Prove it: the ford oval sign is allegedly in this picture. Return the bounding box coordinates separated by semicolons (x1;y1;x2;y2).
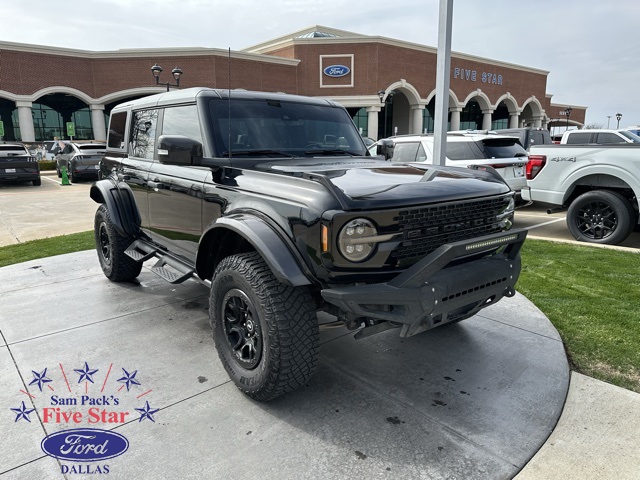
41;428;129;462
323;65;350;77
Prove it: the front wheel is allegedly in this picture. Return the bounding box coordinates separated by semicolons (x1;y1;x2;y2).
566;190;635;245
210;252;319;401
94;204;142;281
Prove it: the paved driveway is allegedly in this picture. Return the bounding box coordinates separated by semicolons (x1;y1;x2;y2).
1;251;569;479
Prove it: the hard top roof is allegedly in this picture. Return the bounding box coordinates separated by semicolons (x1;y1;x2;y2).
111;87;342;112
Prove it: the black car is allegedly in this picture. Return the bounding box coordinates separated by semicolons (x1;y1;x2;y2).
55;142;106;182
91;87;525;401
0;143;41;186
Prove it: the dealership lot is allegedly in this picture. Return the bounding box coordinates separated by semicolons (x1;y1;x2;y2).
1;172;639;249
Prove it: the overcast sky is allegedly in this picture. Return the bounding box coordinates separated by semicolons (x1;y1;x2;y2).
3;0;639;128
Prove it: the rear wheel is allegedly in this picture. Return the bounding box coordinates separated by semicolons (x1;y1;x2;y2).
94;204;142;281
567;190;635;245
210;252;319;401
32;177;41;186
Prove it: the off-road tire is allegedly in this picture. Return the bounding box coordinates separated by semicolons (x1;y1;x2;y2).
94;204;142;281
210;252;319;401
567;190;635;245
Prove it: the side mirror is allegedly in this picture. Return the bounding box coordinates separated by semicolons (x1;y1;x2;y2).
376;139;395;160
157;135;203;165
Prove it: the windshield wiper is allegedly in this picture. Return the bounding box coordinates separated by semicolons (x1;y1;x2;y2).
304;149;358;156
222;149;295;158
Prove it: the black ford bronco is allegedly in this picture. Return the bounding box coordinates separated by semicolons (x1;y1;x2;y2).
90;87;526;401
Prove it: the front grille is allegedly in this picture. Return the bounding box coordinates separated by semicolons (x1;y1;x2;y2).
390;196;507;266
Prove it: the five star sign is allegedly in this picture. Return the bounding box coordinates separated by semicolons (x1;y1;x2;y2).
74;362;99;383
11;401;35;422
135;401;159;422
117;368;141;391
29;368;52;392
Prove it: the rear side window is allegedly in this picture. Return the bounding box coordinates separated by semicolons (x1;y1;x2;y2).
595;133;626;144
565;132;591;144
390;142;422;162
130;110;159;159
108;112;127;149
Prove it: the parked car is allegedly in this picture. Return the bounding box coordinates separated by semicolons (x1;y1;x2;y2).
371;132;529;194
55;142;106;182
560;129;640;145
0;142;41;186
494;127;552;150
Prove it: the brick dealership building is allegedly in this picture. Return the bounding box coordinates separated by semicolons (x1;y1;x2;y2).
0;25;585;143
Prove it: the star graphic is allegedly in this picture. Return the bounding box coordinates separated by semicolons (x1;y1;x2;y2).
11;401;36;422
117;368;141;391
135;401;159;423
74;362;99;384
29;368;53;392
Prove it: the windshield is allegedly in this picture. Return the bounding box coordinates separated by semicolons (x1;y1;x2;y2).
620;131;640;143
208;98;367;158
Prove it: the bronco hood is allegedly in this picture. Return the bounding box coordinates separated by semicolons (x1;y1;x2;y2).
262;157;511;209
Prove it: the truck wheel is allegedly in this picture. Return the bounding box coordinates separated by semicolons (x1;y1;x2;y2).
567;190;635;245
210;252;319;401
94;204;142;281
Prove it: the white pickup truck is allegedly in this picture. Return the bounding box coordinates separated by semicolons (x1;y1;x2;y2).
522;144;640;244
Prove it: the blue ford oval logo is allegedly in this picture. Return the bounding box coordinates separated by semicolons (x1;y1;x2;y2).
41;428;129;462
323;65;350;77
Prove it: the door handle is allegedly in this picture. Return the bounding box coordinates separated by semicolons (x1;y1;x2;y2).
148;181;164;190
117;173;131;181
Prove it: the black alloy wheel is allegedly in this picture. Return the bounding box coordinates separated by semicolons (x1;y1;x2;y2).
94;204;142;281
567;190;635;245
210;251;319;401
221;289;263;369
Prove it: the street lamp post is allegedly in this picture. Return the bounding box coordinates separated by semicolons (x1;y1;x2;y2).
616;113;622;129
151;64;183;92
607;115;611;129
564;107;572;132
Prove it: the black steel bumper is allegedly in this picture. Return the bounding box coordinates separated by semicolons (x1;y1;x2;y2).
321;229;527;337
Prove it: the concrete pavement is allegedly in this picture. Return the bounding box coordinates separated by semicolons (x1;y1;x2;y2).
1;251;569;479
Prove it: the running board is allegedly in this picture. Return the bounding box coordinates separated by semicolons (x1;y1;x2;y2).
150;257;194;284
125;240;195;284
124;240;157;262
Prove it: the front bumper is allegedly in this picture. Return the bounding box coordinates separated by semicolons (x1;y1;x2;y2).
321;229;527;337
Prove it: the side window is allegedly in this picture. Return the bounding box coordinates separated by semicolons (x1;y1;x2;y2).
416;143;428;162
107;112;127;149
130;109;159;159
391;142;421;162
161;105;203;145
595;133;625;144
565;133;591;144
62;145;73;154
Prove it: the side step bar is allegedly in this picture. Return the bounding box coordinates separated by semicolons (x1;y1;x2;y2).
124;239;195;284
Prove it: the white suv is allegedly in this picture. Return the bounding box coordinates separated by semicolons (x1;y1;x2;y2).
371;132;529;193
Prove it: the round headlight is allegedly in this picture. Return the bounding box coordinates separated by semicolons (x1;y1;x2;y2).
338;218;377;262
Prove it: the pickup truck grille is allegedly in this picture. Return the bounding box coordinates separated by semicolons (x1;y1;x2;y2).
389;196;507;266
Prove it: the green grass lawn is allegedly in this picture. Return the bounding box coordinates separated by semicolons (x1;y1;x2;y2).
0;233;638;392
517;239;640;392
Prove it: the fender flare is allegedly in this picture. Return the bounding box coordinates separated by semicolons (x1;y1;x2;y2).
199;214;314;287
89;179;141;237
